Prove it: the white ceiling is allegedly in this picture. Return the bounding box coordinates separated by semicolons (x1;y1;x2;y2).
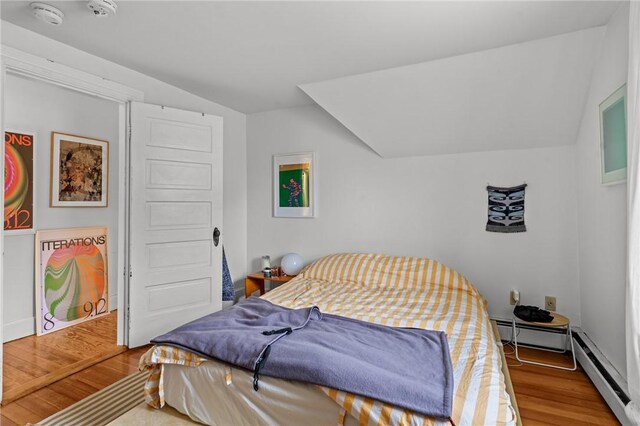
0;1;622;114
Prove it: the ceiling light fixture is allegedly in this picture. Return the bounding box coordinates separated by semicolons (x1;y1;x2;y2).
30;2;64;25
87;0;117;17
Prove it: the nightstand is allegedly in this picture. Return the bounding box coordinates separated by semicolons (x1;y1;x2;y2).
245;272;295;298
511;312;577;371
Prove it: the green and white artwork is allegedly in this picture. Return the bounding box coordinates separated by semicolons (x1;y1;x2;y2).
273;152;315;218
600;85;627;184
279;163;310;208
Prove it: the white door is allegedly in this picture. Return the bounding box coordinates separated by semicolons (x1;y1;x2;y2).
128;102;223;348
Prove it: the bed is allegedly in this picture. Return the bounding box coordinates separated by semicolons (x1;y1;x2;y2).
140;253;519;425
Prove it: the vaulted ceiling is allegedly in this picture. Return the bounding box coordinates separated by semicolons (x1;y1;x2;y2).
300;27;605;157
0;1;622;157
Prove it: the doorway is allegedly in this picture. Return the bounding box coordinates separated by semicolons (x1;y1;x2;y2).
2;72;123;403
0;46;223;404
0;46;144;403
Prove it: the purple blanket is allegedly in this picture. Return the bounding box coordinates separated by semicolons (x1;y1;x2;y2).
152;297;453;419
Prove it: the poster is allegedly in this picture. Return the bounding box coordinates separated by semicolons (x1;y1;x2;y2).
273;152;316;218
36;227;109;335
279;163;310;208
599;85;627;184
4;130;34;231
51;132;109;207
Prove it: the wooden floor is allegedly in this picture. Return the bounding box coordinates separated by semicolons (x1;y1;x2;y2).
0;345;149;425
0;340;620;425
505;344;619;425
2;311;126;404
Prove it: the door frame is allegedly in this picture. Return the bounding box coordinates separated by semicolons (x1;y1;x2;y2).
0;45;144;401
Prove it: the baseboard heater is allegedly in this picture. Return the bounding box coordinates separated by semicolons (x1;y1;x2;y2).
493;319;631;425
573;332;631;425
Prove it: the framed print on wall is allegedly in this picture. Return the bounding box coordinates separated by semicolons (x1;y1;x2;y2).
599;84;627;185
35;226;109;336
4;129;35;232
51;132;109;207
273;152;316;218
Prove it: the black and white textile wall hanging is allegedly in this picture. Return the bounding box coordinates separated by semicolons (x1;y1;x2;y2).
486;184;527;233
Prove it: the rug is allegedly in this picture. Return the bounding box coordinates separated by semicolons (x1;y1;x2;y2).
107;402;196;425
35;371;194;426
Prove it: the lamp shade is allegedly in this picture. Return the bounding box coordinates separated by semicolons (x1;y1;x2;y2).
281;253;304;276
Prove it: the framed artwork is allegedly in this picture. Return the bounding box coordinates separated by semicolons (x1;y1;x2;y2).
599;84;627;185
4;129;35;232
273;152;316;218
35;226;109;336
50;132;109;207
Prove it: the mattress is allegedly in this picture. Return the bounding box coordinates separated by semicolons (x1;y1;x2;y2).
141;253;517;425
161;359;359;425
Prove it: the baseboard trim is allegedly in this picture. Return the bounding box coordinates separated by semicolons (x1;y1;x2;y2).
110;294;118;311
234;287;244;303
3;317;35;342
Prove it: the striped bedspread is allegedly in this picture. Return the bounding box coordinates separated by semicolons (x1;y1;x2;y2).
141;253;517;425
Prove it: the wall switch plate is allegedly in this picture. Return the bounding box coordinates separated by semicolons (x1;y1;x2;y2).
510;290;520;305
545;296;556;311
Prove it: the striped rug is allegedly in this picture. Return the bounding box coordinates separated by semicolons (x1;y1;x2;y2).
36;371;149;426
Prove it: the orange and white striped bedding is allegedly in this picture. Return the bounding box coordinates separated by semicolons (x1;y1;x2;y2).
141;253;517;425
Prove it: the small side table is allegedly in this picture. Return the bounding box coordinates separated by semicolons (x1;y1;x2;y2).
245;272;295;298
511;312;577;371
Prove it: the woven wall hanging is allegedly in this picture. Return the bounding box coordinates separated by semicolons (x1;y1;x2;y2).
486;184;527;233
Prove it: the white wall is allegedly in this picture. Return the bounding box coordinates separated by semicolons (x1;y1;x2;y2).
575;3;629;377
247;104;580;322
3;73;119;341
1;22;248;297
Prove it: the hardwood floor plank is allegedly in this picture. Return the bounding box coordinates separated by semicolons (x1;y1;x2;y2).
516;393;618;424
76;363;129;389
0;345;152;425
7;338;79;364
510;370;607;401
14;395;60;420
3;343;73;371
0;414;20;426
512;383;611;409
47;376;102;400
2;351;50;377
29;386;77;411
2;345;127;404
2;311;124;405
0;401;42;425
506;344;620;425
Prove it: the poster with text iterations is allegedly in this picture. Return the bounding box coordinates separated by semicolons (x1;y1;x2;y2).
4;130;34;231
36;227;109;336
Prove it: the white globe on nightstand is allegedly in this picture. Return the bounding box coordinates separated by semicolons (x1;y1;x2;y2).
281;253;304;276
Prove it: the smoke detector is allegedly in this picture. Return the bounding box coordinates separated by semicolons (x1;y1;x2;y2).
30;3;64;25
87;0;117;17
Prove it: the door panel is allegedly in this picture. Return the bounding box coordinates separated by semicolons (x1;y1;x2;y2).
128;102;222;348
146;159;212;190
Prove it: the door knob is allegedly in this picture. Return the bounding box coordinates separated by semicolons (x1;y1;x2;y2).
213;227;221;247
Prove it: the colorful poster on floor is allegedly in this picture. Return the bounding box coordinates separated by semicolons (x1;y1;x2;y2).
4;130;34;231
36;226;109;336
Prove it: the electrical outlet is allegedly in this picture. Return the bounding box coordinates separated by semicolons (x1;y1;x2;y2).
545;296;556;311
510;290;520;305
